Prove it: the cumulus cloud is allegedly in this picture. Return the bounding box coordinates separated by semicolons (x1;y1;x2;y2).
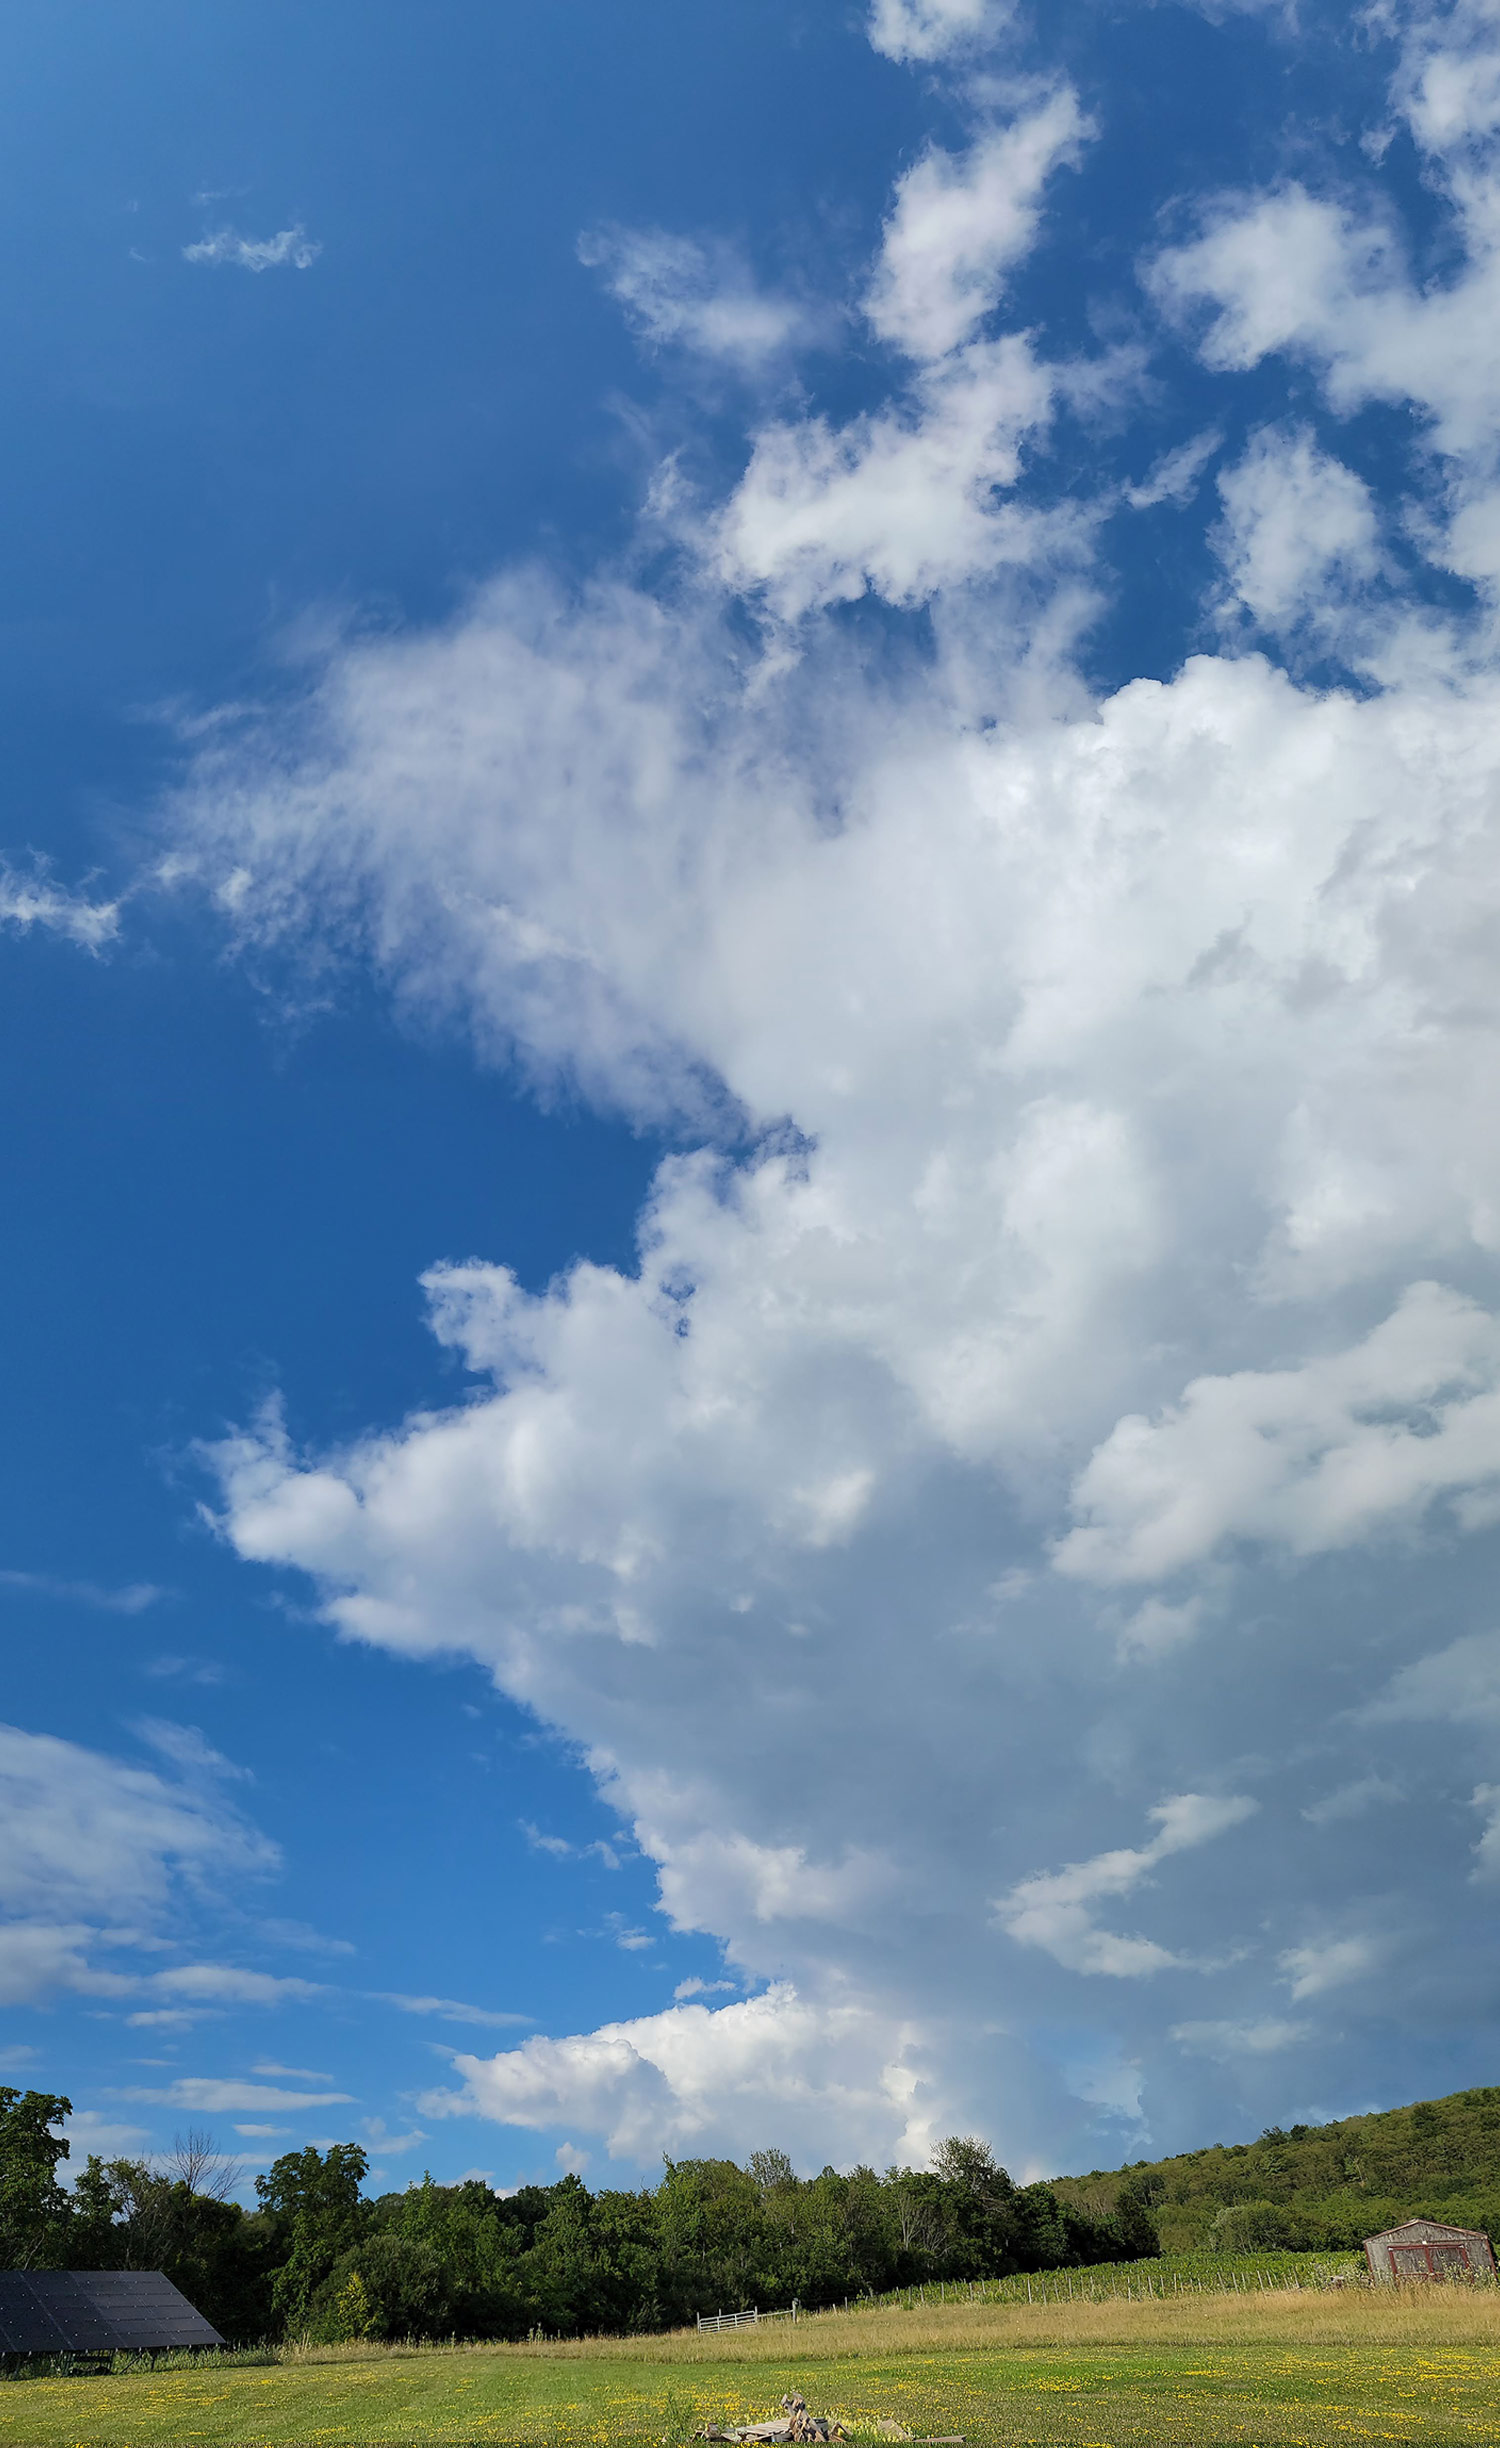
1212;425;1381;635
867;0;1002;63
709;92;1103;618
165;0;1500;2170
422;1984;940;2168
865;92;1088;362
715;333;1071;615
1056;1287;1500;1587
183;225;320;272
1148;4;1500;594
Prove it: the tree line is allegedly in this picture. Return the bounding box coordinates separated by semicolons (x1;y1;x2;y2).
0;2087;1159;2344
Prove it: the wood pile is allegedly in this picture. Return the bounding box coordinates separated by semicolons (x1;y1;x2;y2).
695;2395;963;2445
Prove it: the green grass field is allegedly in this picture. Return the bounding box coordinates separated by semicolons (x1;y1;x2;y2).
5;2283;1500;2448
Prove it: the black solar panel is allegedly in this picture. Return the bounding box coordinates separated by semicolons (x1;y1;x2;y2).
0;2270;224;2354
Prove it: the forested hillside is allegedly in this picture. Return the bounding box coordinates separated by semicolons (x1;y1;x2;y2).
1051;2085;1500;2252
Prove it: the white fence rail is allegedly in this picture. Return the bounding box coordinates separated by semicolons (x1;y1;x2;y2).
697;2303;800;2333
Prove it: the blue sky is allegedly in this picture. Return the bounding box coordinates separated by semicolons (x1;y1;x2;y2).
8;0;1500;2196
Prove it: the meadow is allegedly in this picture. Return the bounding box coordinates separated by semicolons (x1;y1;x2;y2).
6;2277;1500;2448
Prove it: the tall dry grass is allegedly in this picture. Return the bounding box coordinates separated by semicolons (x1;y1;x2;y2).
271;2283;1500;2368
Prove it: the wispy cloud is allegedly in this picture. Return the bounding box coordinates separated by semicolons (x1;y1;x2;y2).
1279;1936;1383;2000
256;1918;355;1958
1302;1775;1404;1827
1171;2017;1311;2059
121;2078;353;2111
0;1570;161;1614
183;225;320;273
0;863;119;951
578;227;817;371
521;1821;621;1871
375;1992;530;2028
143;1656;226;1685
361;2117;428;2154
132;1721;251;1783
995;1795;1258;1977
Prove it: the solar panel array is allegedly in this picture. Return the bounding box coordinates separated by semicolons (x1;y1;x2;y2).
0;2269;224;2354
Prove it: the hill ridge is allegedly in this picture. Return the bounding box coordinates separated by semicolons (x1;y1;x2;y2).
1049;2082;1500;2252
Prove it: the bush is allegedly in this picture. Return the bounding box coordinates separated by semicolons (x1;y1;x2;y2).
1209;2201;1303;2253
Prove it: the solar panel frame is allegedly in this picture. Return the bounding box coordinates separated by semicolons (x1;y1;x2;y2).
0;2270;224;2355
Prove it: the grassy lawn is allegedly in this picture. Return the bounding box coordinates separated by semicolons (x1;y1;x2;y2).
6;2289;1500;2447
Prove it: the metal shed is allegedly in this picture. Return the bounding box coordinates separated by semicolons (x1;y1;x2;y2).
1363;2218;1497;2283
0;2269;224;2356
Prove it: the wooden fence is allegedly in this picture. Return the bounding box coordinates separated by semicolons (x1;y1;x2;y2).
697;2304;801;2333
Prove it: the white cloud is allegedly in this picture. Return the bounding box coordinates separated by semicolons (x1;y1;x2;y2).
0;1569;160;1612
865;93;1088;363
867;0;1001;63
1302;1775;1404;1826
715;334;1070;615
134;1719;252;1782
124;2079;354;2112
0;1924;113;2008
0;1723;288;2009
146;1964;325;2006
579;228;816;370
1147;7;1500;594
1213;425;1380;633
362;2117;427;2154
183;225;320;273
0;862;119;950
1364;1627;1500;1727
1471;1783;1500;1877
1171;2018;1310;2059
164;0;1500;2172
1057;1286;1500;1587
0;1722;276;1933
181;585;1500;2161
1124;428;1222;510
61;2109;151;2164
522;1823;621;1870
375;1992;530;2027
702;92;1103;616
422;1983;940;2168
994;1795;1257;1977
1279;1935;1382;2000
256;1917;356;1956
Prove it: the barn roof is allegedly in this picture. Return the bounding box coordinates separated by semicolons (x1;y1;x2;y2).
1365;2218;1491;2244
0;2270;224;2355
